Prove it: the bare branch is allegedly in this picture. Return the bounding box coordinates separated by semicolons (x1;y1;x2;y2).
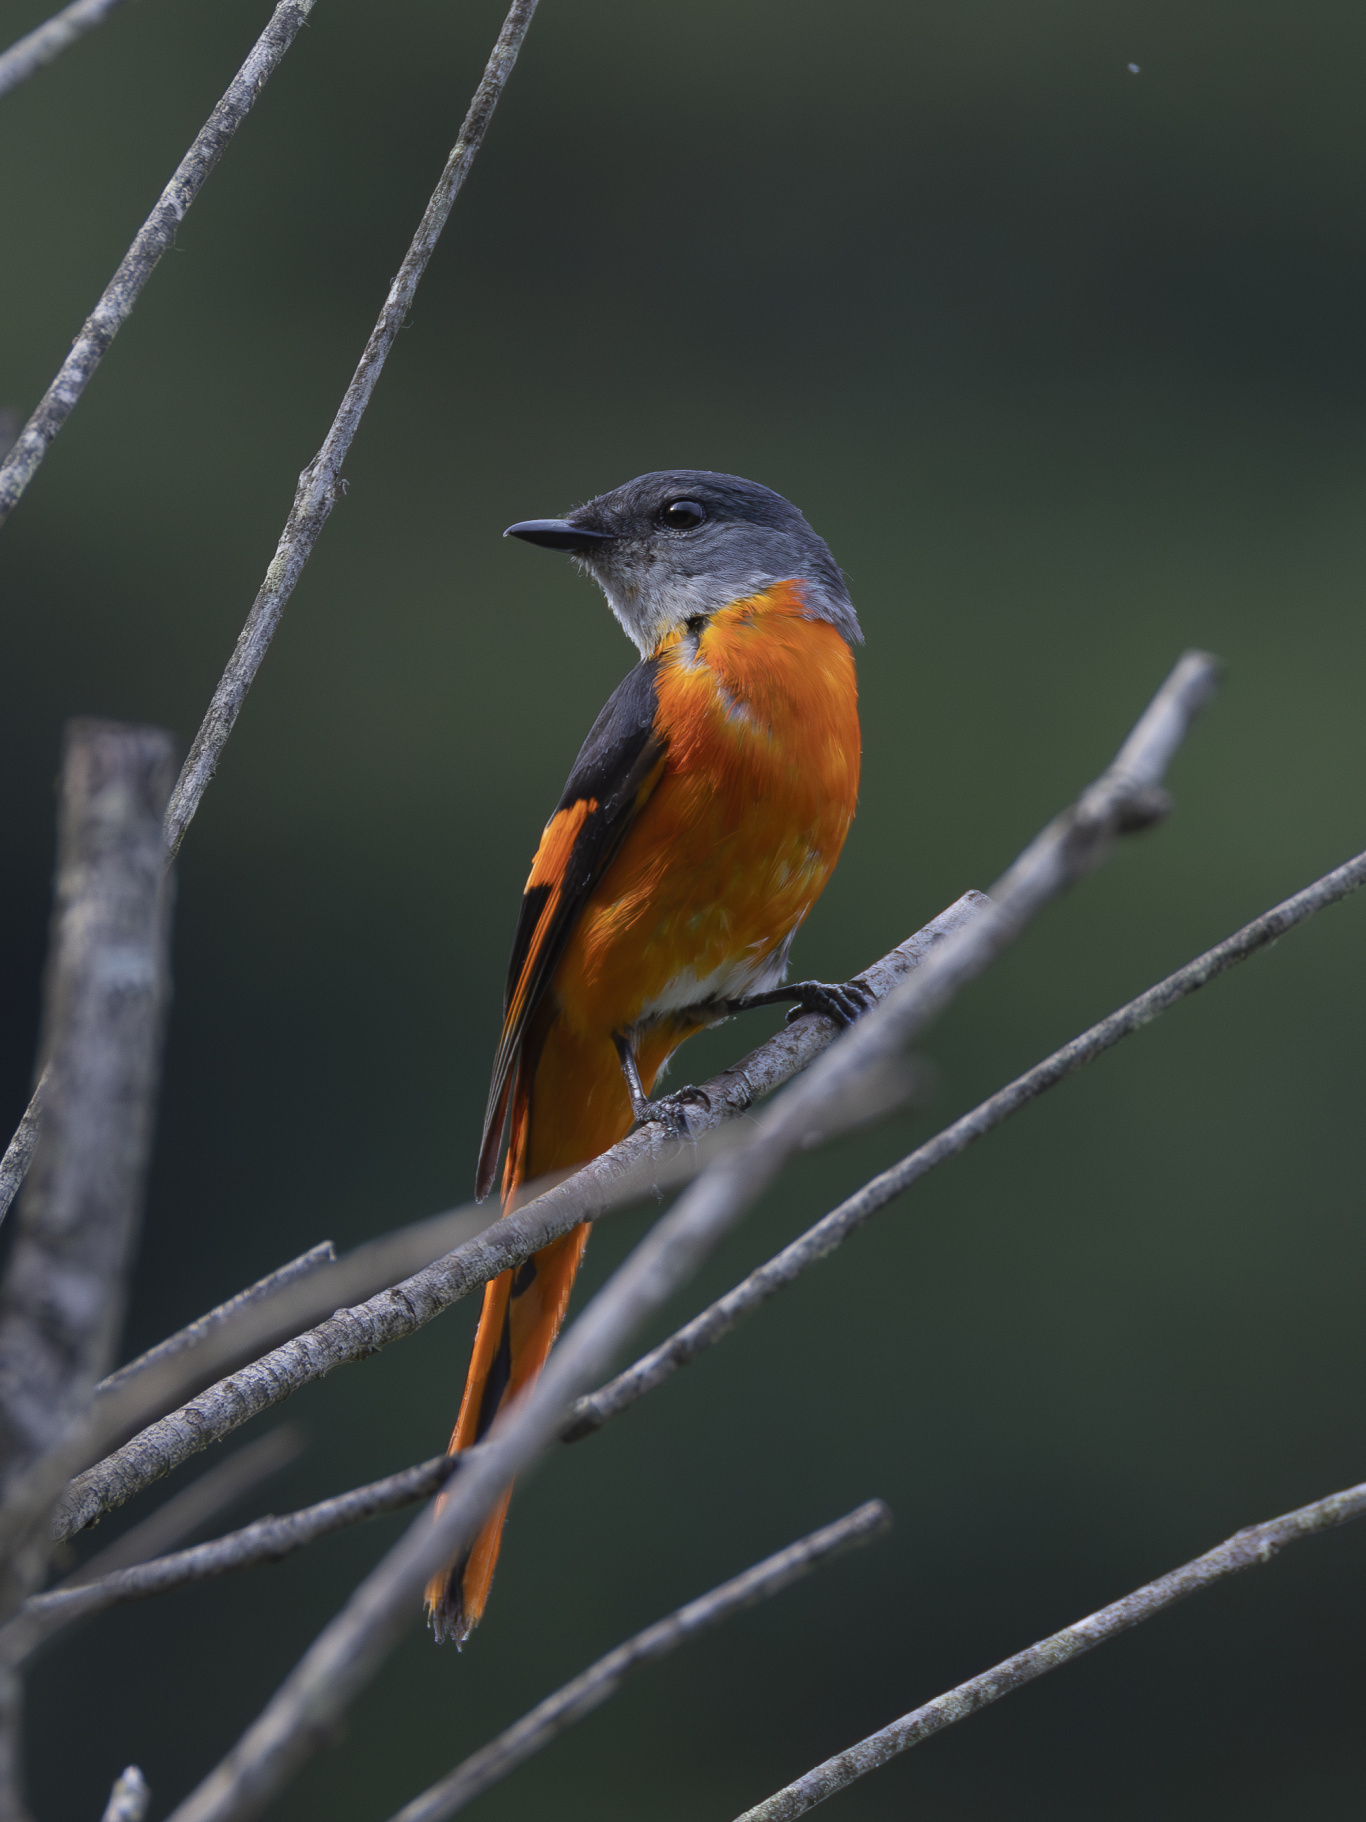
99;1765;149;1822
97;1243;335;1403
0;1072;45;1236
162;0;541;858
160;653;1214;1822
730;1478;1366;1820
60;1426;304;1590
0;1;318;528
42;787;1342;1723
5;1453;464;1664
569;842;1366;1439
387;1502;893;1822
0;724;173;1821
0;0;140;100
55;895;982;1543
0;724;175;1613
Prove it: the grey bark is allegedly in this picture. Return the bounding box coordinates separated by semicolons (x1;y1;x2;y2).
0;723;174;1818
0;723;174;1553
732;1478;1366;1820
0;1075;45;1238
387;1503;892;1822
59;1427;304;1589
0;2;318;528
161;652;1214;1822
568;841;1366;1439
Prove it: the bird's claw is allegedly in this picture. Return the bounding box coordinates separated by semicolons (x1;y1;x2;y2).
632;1084;711;1140
782;979;874;1029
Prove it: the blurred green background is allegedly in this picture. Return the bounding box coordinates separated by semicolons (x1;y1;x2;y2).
2;0;1365;1815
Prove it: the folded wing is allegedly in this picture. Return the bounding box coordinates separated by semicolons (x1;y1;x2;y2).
475;657;668;1199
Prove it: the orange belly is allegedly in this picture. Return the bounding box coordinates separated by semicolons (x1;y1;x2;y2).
519;582;860;1183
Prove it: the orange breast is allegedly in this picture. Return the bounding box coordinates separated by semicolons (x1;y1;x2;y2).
551;582;861;1045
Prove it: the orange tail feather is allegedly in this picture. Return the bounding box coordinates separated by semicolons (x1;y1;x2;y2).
425;1015;659;1643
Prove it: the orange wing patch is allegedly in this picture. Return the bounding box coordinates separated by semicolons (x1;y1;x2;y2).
503;798;597;1033
527;799;598;890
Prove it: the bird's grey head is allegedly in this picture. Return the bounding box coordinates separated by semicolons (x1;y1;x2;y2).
504;470;861;658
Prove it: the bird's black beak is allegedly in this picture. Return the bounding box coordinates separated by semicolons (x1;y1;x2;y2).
504;518;615;552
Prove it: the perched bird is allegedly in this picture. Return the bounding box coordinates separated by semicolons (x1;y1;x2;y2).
426;469;865;1644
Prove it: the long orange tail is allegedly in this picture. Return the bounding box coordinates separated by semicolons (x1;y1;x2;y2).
425;1013;669;1644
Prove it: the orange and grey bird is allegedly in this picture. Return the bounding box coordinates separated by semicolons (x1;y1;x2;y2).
425;469;866;1644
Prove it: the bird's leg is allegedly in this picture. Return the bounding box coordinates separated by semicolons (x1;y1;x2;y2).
613;1034;711;1138
721;978;874;1029
613;1035;653;1123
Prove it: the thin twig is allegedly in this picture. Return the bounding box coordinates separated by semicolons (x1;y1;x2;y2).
387;1502;893;1822
54;895;981;1543
60;1426;304;1589
0;0;140;100
568;843;1366;1439
162;654;1214;1822
0;1;318;528
0;0;542;1227
4;1454;464;1664
97;1243;336;1402
731;1478;1366;1820
162;0;541;858
0;1072;45;1237
99;1765;149;1822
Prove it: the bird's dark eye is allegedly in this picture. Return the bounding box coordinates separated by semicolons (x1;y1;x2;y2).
661;499;706;530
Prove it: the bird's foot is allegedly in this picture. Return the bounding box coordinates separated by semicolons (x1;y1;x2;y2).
614;1032;712;1137
631;1083;712;1141
724;978;874;1030
783;978;875;1027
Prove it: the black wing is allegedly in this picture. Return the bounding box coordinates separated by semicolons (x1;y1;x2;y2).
475;657;667;1198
